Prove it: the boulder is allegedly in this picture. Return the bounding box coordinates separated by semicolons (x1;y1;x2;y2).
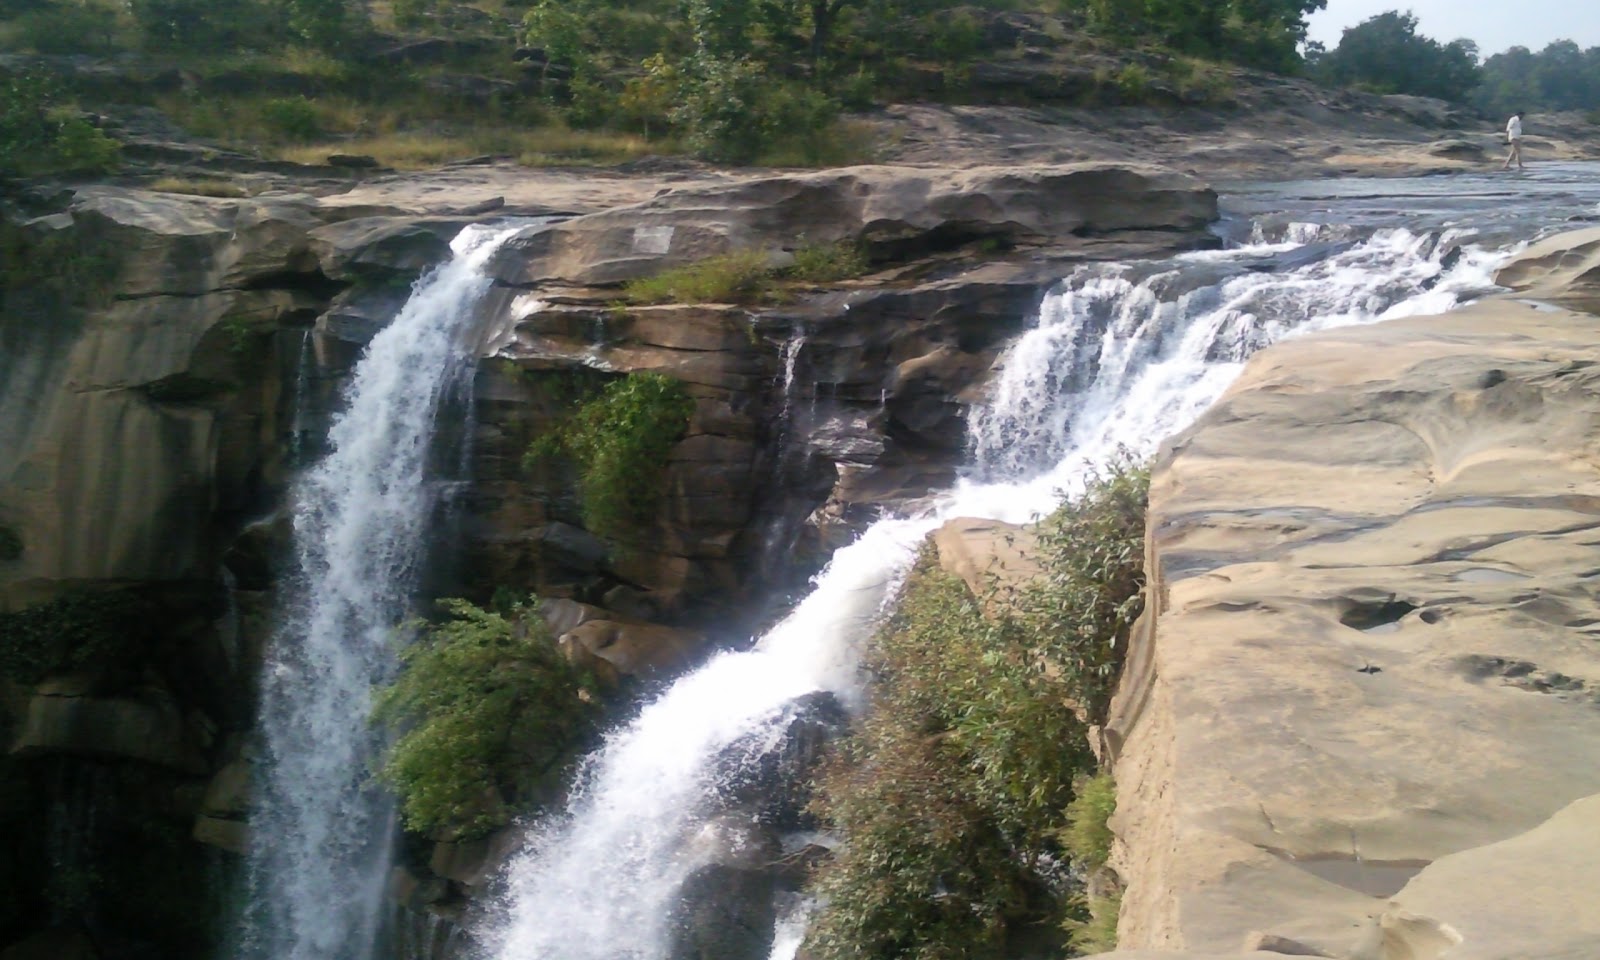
1106;288;1600;956
668;863;777;960
1493;225;1600;312
711;691;847;829
557;620;712;680
489;163;1217;286
931;517;1042;616
306;216;460;281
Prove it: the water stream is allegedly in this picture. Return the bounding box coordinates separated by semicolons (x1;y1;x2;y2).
241;223;522;960
483;164;1600;959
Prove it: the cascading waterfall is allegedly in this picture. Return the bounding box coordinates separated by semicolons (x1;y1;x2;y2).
241;223;521;960
487;221;1512;960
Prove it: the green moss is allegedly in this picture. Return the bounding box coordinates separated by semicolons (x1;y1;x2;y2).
0;591;152;684
784;242;870;284
524;371;695;542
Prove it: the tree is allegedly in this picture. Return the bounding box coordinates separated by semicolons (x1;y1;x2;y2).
1316;10;1480;101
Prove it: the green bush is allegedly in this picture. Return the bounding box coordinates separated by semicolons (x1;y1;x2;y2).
258;95;321;141
373;597;597;837
624;250;773;305
0;70;120;177
525;372;696;542
1016;452;1149;723
805;457;1150;960
785;242;870;284
10;1;125;54
1061;771;1116;868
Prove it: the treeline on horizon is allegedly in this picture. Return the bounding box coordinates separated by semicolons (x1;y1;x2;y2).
1310;10;1600;116
2;0;1595;174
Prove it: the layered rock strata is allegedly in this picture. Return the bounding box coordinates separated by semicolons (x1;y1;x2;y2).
1101;235;1600;960
0;161;1215;956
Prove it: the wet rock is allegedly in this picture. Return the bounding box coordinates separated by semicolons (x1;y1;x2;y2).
668;864;777;960
10;684;208;774
557;620;711;680
712;691;847;829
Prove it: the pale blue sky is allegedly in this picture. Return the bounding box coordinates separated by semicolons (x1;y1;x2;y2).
1307;1;1600;56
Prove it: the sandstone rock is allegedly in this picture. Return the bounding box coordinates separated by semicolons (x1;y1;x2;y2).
1382;793;1600;960
932;517;1042;615
192;815;249;855
10;687;208;774
1493;225;1600;312
430;826;523;888
489;163;1217;286
557;620;712;680
306;216;460;280
538;597;612;637
1106;290;1600;955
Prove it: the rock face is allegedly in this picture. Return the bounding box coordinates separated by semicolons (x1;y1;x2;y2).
0;160;1215;957
1103;275;1600;959
489;163;1217;286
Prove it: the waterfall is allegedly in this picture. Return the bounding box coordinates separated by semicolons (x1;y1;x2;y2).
241;223;521;960
486;223;1509;960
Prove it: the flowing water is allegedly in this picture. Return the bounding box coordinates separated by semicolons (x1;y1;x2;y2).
241;223;522;960
485;165;1600;960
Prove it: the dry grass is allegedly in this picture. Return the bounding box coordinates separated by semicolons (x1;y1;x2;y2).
146;177;252;197
275;127;664;170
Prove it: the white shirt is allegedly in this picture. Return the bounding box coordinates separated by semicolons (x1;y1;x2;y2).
1507;116;1523;140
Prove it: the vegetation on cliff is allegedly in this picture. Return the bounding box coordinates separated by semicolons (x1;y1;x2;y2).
373;597;597;838
524;371;695;543
0;70;119;176
804;457;1148;960
0;590;153;684
0;0;1330;169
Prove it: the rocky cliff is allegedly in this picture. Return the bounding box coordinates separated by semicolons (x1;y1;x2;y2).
1097;229;1600;960
0;161;1216;957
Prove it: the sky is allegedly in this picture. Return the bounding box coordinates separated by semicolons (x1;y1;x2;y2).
1306;1;1600;56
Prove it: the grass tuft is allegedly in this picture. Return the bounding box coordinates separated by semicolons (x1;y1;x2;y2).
625;250;774;305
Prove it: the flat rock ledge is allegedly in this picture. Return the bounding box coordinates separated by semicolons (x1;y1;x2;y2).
1095;234;1600;960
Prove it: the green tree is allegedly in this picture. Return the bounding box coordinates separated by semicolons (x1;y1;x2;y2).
373;598;597;837
1316;10;1480;101
0;70;119;177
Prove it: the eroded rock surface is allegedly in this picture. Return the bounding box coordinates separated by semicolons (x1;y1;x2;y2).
1103;271;1600;959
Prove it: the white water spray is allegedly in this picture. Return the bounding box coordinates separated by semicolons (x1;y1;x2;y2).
488;224;1510;960
243;223;520;960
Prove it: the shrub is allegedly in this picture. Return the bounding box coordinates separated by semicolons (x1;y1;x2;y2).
624;250;773;305
1066;891;1120;954
785;242;869;284
525;372;695;542
807;552;1092;960
1016;452;1149;723
0;70;120;177
373;597;597;837
805;457;1150;960
258;95;321;141
1061;771;1116;868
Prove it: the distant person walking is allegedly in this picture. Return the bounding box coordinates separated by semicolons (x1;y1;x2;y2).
1503;111;1526;171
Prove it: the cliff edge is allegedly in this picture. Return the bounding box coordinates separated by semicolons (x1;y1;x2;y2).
1101;229;1600;959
